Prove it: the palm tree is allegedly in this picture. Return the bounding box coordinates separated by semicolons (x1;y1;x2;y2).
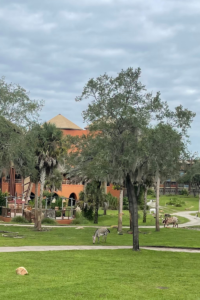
34;122;64;230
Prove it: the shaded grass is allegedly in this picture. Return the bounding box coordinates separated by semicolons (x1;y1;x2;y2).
93;209;188;227
0;225;200;248
0;250;200;300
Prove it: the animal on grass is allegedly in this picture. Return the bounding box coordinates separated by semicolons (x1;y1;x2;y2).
162;217;178;228
93;227;110;244
16;267;28;275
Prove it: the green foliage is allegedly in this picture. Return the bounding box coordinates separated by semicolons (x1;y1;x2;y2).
12;216;29;223
0;190;8;206
105;192;118;210
44;169;63;192
180;189;189;196
123;197;129;210
28;199;35;207
51;197;67;209
72;211;89;224
166;197;185;207
79;191;85;201
43;191;52;198
41;218;57;225
82;205;94;221
0;76;43;126
147;189;154;196
55;211;61;217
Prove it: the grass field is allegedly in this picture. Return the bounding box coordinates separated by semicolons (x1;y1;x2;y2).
158;195;199;212
0;250;200;300
1;225;200;248
92;209;188;227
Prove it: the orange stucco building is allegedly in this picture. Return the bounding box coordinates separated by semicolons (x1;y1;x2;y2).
0;114;120;202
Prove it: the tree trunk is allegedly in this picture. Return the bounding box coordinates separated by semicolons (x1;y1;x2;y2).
94;196;99;224
143;186;147;223
37;169;46;231
126;174;139;251
34;181;39;228
104;204;107;215
156;170;160;232
118;189;123;232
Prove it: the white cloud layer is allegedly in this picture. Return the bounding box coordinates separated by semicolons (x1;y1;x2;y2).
0;0;200;152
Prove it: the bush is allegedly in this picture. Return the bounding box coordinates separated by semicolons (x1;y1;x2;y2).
79;191;85;201
41;218;57;225
106;193;118;210
0;189;9;206
147;189;154;195
55;211;61;217
82;205;94;221
166;197;185;207
12;216;29;223
72;212;89;224
123;197;129;210
180;189;189;196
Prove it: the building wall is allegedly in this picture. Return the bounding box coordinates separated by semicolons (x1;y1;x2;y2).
1;179;9;193
56;184;84;200
107;185;120;198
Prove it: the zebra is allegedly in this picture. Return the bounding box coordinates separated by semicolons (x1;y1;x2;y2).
92;227;110;244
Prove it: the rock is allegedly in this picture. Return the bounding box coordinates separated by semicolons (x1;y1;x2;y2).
16;267;28;275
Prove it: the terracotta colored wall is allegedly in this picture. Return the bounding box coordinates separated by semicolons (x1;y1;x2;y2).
107;184;120;199
15;183;23;196
1;179;9;193
61;129;89;137
56;184;84;200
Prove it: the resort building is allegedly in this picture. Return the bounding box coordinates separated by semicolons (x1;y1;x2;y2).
0;114;120;203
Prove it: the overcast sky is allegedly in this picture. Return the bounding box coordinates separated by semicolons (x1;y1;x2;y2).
0;0;199;152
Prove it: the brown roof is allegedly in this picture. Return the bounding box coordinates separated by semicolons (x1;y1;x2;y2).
47;114;82;130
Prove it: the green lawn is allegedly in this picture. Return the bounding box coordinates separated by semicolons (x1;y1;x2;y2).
0;250;200;300
158;195;199;212
92;209;188;227
1;225;200;248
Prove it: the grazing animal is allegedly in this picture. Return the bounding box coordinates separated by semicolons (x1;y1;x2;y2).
164;213;171;218
93;227;110;244
162;217;178;228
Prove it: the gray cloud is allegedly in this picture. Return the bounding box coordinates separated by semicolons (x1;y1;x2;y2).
0;0;199;152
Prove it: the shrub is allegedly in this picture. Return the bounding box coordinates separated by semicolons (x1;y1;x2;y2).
166;197;185;207
180;189;189;196
28;199;35;207
12;216;29;223
72;212;89;224
42;218;57;225
123;197;129;210
106;193;118;210
82;205;94;221
0;189;9;206
79;191;85;201
147;189;154;195
55;211;61;217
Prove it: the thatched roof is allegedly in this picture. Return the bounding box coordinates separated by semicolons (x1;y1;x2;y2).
47;114;82;130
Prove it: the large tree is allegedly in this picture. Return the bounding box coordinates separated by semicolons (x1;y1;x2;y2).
147;124;188;231
0;78;43;178
67;67;195;251
0;77;43;126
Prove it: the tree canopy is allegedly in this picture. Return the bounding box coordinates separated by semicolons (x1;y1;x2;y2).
66;67;195;250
